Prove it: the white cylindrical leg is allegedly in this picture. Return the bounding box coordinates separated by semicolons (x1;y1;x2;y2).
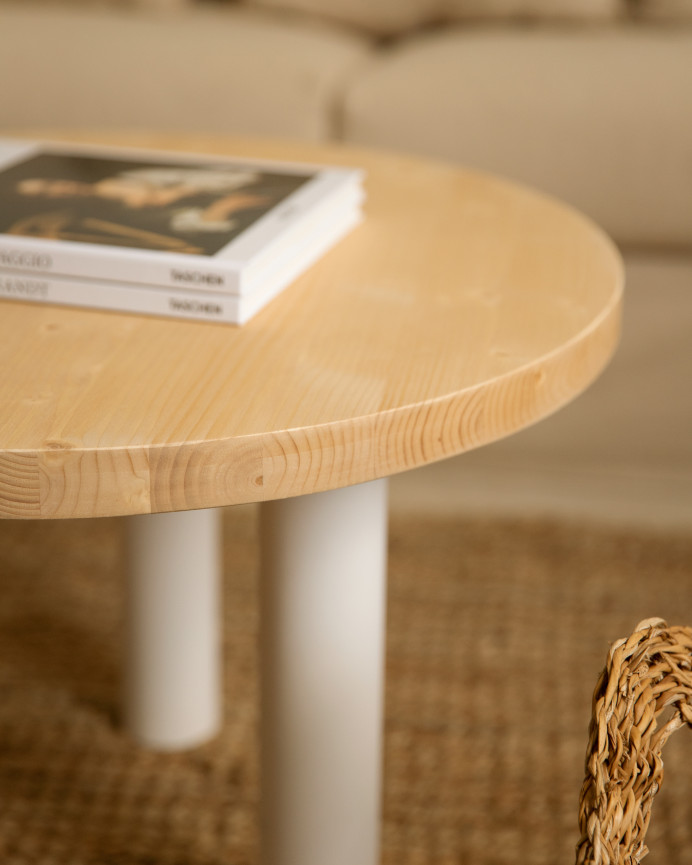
260;479;388;865
124;507;222;750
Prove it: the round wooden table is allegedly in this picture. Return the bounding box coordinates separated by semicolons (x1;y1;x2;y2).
0;134;623;865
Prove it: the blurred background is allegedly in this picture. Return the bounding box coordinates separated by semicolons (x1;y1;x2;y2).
1;0;690;526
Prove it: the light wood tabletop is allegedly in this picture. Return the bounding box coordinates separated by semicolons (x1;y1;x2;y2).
0;133;624;520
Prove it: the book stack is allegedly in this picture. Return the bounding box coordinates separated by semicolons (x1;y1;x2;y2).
0;138;364;324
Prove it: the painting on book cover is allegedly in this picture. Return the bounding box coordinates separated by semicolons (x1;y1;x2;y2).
0;151;314;256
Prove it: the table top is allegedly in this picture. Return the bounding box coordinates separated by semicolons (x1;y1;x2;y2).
0;133;623;520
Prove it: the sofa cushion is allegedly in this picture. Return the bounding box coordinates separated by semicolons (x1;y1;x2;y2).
247;0;621;36
633;0;692;19
246;0;438;36
0;3;370;140
342;28;692;248
448;0;623;21
0;0;185;5
135;0;188;7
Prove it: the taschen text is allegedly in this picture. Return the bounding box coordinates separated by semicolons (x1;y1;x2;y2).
171;269;225;287
169;298;223;316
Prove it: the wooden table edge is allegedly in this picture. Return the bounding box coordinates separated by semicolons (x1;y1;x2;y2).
1;279;623;520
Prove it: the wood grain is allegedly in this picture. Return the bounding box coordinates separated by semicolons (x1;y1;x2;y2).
0;133;624;519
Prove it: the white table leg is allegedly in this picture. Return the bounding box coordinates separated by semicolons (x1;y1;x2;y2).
260;479;388;865
124;507;222;750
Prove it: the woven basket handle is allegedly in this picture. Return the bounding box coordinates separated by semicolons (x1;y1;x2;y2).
576;618;692;865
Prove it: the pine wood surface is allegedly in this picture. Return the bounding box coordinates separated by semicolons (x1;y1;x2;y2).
0;133;624;519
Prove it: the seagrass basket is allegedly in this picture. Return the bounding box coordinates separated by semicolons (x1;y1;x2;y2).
576;618;692;865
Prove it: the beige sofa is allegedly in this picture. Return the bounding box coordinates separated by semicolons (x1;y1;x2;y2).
1;0;691;525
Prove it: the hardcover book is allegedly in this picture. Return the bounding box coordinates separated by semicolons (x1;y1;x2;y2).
0;203;360;325
0;138;364;322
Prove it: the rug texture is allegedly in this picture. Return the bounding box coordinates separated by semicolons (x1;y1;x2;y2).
1;509;691;865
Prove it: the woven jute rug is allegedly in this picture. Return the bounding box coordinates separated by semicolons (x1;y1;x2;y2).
1;508;692;865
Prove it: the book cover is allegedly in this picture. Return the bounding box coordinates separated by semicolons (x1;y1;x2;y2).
0;139;364;295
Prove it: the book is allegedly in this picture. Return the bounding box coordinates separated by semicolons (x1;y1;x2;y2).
0;204;361;325
0;138;364;319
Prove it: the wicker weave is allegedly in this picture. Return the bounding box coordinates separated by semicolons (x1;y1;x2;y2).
576;618;692;865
